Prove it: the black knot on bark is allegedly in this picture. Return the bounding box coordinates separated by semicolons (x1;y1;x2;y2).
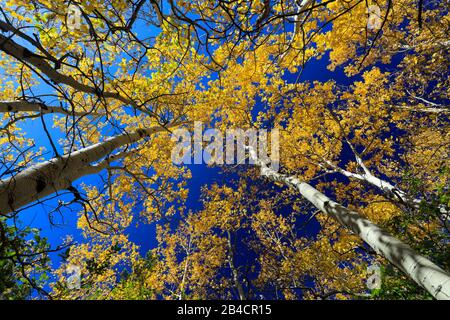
93;87;102;97
35;175;47;193
137;129;147;138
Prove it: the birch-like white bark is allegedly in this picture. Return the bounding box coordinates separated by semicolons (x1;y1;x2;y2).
394;105;449;114
397;40;450;51
0;33;141;110
226;231;246;300
248;147;450;300
0;123;180;215
318;120;435;211
396;93;450;113
323;156;449;218
323;160;421;209
280;0;314;59
0;101;99;117
178;234;192;300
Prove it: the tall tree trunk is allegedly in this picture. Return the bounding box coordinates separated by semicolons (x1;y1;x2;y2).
0;123;180;215
280;0;314;59
324;159;449;216
0;31;153;116
0;33;127;104
226;231;246;300
325;160;421;208
248;148;450;300
0;101;99;117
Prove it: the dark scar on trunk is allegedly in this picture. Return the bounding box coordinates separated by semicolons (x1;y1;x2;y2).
36;175;47;193
137;129;147;138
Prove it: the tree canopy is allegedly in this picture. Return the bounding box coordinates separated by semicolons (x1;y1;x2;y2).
0;0;448;300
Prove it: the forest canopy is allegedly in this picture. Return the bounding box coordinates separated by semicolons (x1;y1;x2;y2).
0;0;449;300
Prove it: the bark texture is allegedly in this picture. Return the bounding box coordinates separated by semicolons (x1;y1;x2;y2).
248;147;450;300
0;123;178;215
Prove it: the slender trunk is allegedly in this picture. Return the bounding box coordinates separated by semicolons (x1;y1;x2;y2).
361;172;422;207
178;235;192;300
248;148;450;300
0;123;180;215
0;33;142;111
0;101;98;117
398;40;450;51
280;0;314;59
324;109;432;210
395;105;449;114
326;161;449;216
226;231;246;300
327;161;421;208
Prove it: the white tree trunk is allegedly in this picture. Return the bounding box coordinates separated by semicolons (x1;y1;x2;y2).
280;0;314;59
0;101;98;117
324;160;449;217
395;105;449;114
248;148;450;300
0;33;143;112
325;161;421;208
226;231;246;300
0;123;179;215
